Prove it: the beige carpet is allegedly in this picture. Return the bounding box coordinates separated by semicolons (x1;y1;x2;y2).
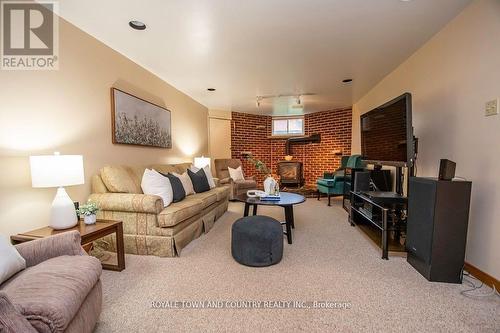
95;198;500;332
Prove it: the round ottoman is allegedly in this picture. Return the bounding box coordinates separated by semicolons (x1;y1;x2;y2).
231;215;283;267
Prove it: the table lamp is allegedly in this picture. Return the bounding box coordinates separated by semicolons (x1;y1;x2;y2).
194;156;211;169
30;153;84;230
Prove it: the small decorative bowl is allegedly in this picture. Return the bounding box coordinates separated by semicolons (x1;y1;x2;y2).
284;155;293;161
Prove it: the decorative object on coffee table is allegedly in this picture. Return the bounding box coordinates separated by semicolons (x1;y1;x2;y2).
78;201;99;225
231;215;283;267
11;219;125;271
29;153;85;230
245;153;271;175
235;192;305;244
246;153;278;194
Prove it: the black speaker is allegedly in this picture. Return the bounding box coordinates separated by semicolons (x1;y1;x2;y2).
438;159;456;181
406;177;471;283
354;171;370;192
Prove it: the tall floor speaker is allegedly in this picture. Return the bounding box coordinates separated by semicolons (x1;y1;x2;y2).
406;177;472;283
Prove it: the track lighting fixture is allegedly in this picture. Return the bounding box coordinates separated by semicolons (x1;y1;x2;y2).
255;93;314;108
256;97;262;108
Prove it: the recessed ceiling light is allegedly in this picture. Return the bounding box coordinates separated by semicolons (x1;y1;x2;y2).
342;79;353;83
207;88;216;92
129;21;146;30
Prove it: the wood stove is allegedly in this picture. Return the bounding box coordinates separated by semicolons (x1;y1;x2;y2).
278;161;303;187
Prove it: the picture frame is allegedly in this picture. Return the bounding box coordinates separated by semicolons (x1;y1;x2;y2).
110;88;172;148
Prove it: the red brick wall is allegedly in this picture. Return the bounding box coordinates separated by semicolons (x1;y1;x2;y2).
231;108;352;186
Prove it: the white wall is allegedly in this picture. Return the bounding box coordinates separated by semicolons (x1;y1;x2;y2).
352;0;500;279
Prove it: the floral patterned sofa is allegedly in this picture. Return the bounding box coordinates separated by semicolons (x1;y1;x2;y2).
88;163;229;257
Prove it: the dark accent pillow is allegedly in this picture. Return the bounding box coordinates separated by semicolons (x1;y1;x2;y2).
187;168;210;193
159;172;186;203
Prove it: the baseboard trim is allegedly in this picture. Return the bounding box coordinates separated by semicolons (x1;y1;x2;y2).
464;262;500;291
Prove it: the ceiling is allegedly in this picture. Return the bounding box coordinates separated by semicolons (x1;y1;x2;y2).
57;0;471;115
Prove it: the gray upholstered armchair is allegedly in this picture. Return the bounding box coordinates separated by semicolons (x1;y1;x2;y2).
214;159;257;200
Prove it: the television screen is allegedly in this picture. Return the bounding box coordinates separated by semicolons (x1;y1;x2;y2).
360;93;413;166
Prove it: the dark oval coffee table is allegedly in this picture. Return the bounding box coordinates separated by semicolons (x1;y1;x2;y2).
235;192;306;244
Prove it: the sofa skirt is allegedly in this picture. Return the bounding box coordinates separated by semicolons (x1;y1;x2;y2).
95;199;229;257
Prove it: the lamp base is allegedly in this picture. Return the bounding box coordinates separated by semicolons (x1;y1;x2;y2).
50;187;78;230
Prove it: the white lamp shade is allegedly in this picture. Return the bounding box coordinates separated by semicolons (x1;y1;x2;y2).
194;156;211;169
30;155;84;188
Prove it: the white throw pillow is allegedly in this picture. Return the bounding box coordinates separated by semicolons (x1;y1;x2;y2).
141;169;173;207
190;165;216;189
172;172;195;195
0;235;26;284
228;166;245;181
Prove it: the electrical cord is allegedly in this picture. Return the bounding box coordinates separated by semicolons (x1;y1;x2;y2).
460;269;500;298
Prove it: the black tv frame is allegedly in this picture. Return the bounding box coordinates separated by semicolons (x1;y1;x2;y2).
361;92;414;168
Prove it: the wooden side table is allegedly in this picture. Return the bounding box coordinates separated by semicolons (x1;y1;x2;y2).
11;219;125;272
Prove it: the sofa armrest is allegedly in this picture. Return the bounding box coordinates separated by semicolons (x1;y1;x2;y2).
245;176;255;181
14;231;84;268
213;177;220;187
88;193;163;214
0;292;37;332
220;177;231;185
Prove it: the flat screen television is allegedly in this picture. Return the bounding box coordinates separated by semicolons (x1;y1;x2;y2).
360;93;414;167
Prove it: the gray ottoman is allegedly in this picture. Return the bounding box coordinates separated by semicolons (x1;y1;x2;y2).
231;215;283;267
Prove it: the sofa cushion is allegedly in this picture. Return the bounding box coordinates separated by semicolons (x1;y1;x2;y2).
0;236;26;285
149;163;191;175
173;163;191;174
172;172;195;196
214;159;242;182
0;292;37;333
2;255;101;333
160;173;186;203
190;165;216;189
100;165;144;193
187;168;210;193
234;179;257;190
149;164;177;175
191;191;218;209
141;169;173;207
212;186;230;201
157;196;203;227
91;175;109;194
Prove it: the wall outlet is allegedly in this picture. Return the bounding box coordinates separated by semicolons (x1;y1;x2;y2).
485;99;499;116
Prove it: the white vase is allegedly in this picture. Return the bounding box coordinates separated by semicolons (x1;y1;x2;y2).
263;176;277;195
84;214;97;225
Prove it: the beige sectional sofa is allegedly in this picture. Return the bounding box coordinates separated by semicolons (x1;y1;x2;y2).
88;163;229;257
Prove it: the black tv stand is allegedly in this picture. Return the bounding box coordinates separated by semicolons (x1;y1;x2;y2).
349;191;408;259
362;191;407;204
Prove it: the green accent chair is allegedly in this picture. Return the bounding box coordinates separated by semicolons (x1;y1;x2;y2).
323;156;350;179
316;155;364;206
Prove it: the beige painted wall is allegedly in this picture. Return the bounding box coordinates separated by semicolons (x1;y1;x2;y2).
352;0;500;279
0;18;208;237
208;109;232;170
